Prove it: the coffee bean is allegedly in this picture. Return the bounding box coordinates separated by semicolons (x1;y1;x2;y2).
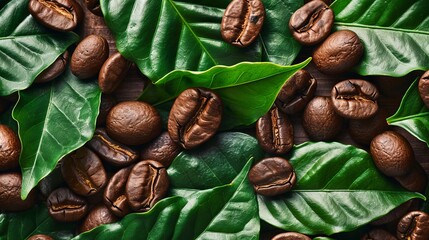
275;69;317;115
418;70;429;108
28;234;54;240
0;172;36;212
98;52;131;94
289;0;334;46
104;166;132;217
370;131;414;177
84;0;102;16
256;106;293;155
331;79;379;120
371;200;414;226
61;147;107;196
397;211;429;240
38;163;65;199
35;51;69;83
28;0;83;32
361;229;397;240
0;124;21;171
313;30;364;75
97;95;116;126
302;96;343;141
349;110;388;145
271;232;311;240
106;101;162;146
71;35;109;79
248;157;296;197
79;204;118;233
221;0;265;47
87;128;139;167
168;88;223;149
47;187;88;222
396;163;427;193
126;160;169;212
140;132;181;167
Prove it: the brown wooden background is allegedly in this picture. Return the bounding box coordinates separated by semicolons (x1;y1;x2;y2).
78;6;429;178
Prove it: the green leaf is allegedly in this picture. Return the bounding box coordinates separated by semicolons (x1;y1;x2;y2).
387;78;429;146
0;204;76;240
12;68;101;199
139;59;310;129
73;159;259;240
331;0;429;77
258;142;425;235
100;0;302;81
0;0;79;96
168;132;264;190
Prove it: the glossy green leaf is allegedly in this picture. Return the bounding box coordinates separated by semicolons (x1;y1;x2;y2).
387;78;429;146
100;0;302;81
12;68;101;199
0;204;76;240
73;159;259;240
331;0;429;77
259;142;425;235
0;0;79;96
140;59;310;129
168;132;264;189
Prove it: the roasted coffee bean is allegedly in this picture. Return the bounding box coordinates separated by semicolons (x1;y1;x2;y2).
28;0;83;32
313;30;364;75
61;147;107;196
140;132;181;167
371;200;414;226
98;52;132;94
361;229;397;240
221;0;265;48
87;128;139;167
0;172;36;211
256;106;293;154
289;0;333;46
28;234;54;240
349;110;388;145
84;0;101;16
396;163;427;193
418;70;429;108
126;160;169;212
275;69;317;115
370;131;414;177
0;124;21;171
168;88;223;149
47;187;88;222
106;101;162;146
35;51;69;83
71;35;109;79
397;211;429;240
248;157;296;197
97;95;116;126
302;96;343;141
331;79;379;120
79;204;118;233
104;166;132;217
271;232;311;240
38;163;65;199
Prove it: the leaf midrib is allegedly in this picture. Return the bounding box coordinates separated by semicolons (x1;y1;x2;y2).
166;0;217;66
0;33;58;41
387;111;429;123
291;190;419;194
334;22;429;35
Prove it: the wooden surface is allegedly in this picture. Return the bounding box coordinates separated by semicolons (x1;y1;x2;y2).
78;6;429;177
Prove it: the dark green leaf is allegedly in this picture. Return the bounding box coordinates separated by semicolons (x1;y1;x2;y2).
12;68;101;199
100;0;302;81
331;0;429;77
139;60;310;129
387;78;429;147
0;0;79;96
0;204;76;240
168;132;264;189
258;142;425;235
73;159;259;240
